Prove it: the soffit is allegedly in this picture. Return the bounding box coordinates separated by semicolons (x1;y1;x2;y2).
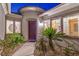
39;4;79;17
6;13;22;21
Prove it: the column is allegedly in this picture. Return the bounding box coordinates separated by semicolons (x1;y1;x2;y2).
60;17;64;32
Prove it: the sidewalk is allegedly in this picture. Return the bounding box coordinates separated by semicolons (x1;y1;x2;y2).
12;42;35;56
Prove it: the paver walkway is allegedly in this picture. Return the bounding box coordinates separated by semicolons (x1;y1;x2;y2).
12;42;35;56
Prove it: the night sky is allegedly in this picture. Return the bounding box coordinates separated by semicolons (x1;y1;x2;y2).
11;3;60;14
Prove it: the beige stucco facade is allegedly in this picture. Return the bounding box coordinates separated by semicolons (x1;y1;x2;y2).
0;3;12;40
20;7;44;41
0;3;79;40
0;4;5;40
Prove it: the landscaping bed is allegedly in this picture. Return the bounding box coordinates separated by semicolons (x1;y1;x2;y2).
34;38;79;56
0;33;25;56
34;27;79;56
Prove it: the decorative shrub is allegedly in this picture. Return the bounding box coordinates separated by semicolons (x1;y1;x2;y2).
0;33;25;56
6;33;25;45
42;27;64;51
34;27;65;56
34;38;46;56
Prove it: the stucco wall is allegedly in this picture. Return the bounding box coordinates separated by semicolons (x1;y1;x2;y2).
37;19;44;39
22;16;28;41
0;4;5;40
22;12;39;41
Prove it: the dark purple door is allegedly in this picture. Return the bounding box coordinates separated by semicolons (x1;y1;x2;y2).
28;21;37;42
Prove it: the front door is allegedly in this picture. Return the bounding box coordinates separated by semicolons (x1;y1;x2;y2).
28;21;37;42
69;19;78;36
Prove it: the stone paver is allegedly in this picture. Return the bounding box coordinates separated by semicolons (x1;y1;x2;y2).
12;42;35;56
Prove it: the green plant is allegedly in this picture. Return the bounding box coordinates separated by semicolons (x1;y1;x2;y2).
63;43;79;56
6;33;25;45
0;39;16;56
42;27;64;51
64;46;74;56
34;38;46;56
0;33;25;56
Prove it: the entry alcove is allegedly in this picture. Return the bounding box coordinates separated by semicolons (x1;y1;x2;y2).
20;7;45;42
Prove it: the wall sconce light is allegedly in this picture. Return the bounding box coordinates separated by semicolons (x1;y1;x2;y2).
38;21;43;27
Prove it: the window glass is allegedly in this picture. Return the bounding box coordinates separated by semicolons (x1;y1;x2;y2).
6;20;13;33
74;23;78;32
15;21;21;33
52;20;57;29
6;20;21;34
43;20;50;29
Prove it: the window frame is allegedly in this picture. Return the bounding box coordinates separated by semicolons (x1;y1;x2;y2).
6;19;22;34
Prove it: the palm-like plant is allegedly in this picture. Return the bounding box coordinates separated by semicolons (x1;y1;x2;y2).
34;37;46;56
42;27;65;51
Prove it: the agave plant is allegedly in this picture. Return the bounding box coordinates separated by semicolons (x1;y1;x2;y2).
42;27;65;52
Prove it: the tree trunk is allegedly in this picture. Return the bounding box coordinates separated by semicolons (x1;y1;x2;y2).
48;39;57;55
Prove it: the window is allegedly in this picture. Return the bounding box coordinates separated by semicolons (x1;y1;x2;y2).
74;23;78;32
43;20;50;29
52;20;57;29
6;20;13;33
15;21;21;33
6;20;21;34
